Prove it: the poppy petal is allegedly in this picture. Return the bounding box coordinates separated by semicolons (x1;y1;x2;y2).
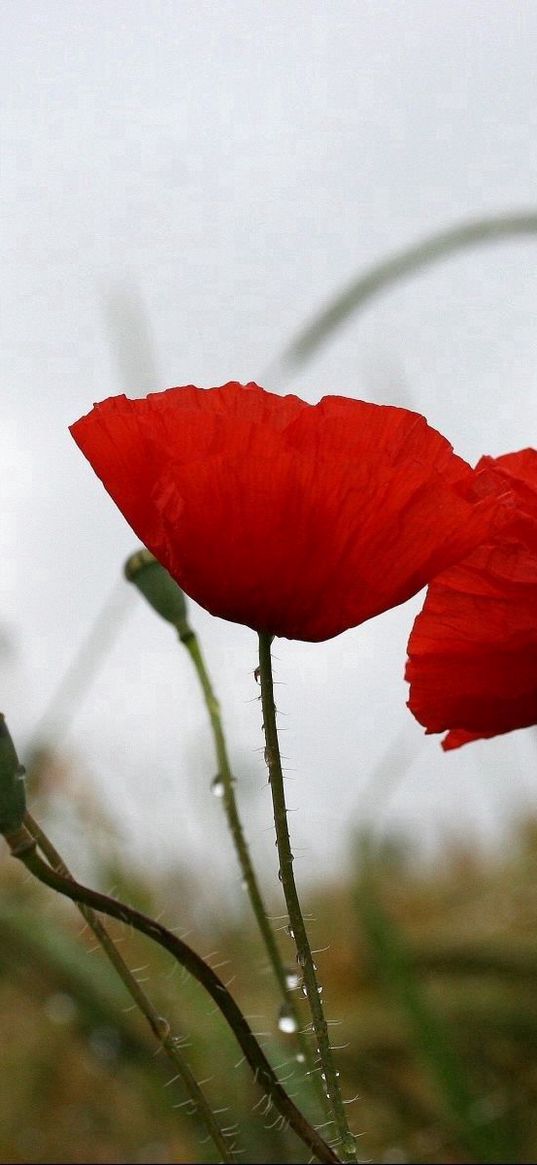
406;449;537;747
71;382;507;643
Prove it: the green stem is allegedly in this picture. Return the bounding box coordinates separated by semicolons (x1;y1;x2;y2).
24;812;237;1165
180;627;322;1097
257;633;358;1163
5;824;341;1165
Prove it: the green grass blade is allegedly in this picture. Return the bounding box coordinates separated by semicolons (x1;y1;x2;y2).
356;879;516;1163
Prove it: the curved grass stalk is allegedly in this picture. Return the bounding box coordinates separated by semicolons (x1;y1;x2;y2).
24;811;237;1165
271;210;537;375
5;823;341;1165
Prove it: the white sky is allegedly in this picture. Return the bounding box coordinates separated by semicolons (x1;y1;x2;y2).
2;1;537;900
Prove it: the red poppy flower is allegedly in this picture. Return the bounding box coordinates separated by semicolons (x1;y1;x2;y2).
406;449;537;749
71;382;506;643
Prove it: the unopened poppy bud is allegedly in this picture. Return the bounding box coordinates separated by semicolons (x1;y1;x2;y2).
124;548;191;636
0;714;26;835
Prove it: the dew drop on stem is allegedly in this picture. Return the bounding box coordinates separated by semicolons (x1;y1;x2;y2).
277;1003;298;1034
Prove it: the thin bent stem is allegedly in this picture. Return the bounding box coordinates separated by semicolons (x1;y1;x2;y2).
27;580;130;753
23;812;237;1165
257;633;358;1163
273;210;537;374
179;626;322;1099
5;824;341;1165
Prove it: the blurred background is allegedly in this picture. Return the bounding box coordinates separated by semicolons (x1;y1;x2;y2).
2;2;537;1161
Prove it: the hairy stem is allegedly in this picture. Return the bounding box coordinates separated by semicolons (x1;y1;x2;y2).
5;825;341;1165
257;633;357;1163
24;812;237;1165
179;627;322;1098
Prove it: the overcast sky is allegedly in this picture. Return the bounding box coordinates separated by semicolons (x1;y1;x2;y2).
2;1;537;902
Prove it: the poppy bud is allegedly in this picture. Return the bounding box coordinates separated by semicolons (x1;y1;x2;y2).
124;548;191;637
0;714;26;835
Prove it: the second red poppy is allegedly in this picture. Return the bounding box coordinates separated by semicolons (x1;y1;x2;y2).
406;449;537;748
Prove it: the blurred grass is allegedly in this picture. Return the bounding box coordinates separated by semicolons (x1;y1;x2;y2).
273;210;537;377
2;796;537;1163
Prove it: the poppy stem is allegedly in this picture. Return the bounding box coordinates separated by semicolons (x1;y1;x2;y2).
4;824;342;1165
22;811;237;1165
257;632;358;1164
178;625;324;1104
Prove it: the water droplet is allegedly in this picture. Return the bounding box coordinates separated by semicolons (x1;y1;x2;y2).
296;1052;306;1063
284;968;301;990
301;984;308;997
44;992;77;1025
317;985;323;995
296;951;307;967
278;869;284;881
285;924;295;939
155;1016;171;1039
211;775;225;798
277;1004;298;1034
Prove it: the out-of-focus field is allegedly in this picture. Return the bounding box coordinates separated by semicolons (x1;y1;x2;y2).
2;753;537;1164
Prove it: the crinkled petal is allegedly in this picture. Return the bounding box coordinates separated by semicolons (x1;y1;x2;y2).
71;382;508;642
406;449;537;746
